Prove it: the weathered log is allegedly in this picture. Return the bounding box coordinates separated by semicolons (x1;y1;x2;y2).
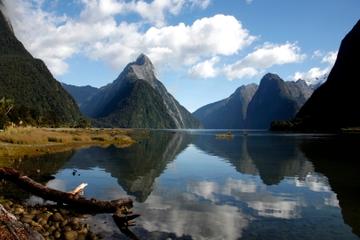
69;182;88;195
0;204;44;240
0;167;132;213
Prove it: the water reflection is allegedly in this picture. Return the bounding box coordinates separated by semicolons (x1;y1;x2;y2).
0;151;74;200
300;135;360;237
194;134;313;185
1;131;359;239
48;131;191;202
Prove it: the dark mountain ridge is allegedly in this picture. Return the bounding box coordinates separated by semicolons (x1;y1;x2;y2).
62;83;99;107
193;84;258;129
293;20;360;131
194;73;314;129
246;73;314;129
0;6;82;127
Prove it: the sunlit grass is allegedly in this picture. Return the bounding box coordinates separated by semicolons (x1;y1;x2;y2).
0;127;136;159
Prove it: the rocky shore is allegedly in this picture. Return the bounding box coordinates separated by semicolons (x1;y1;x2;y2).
0;197;102;240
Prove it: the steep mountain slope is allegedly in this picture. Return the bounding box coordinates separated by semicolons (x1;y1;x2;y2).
247;73;313;129
0;6;82;127
293;20;360;130
81;54;200;128
193;84;258;129
62;83;99;107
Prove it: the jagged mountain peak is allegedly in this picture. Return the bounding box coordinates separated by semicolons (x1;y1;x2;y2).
130;53;155;78
80;54;199;129
135;53;153;66
115;54;157;87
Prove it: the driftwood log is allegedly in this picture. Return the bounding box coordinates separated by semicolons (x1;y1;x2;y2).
0;167;132;212
0;167;140;239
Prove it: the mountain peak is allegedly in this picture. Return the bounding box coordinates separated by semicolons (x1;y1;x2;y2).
135;53;152;66
122;54;157;85
262;73;282;82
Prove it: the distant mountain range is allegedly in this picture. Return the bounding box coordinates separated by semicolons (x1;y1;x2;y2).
4;0;354;132
194;84;258;129
61;83;99;107
77;54;200;129
272;20;360;131
0;6;82;127
194;73;315;129
246;74;314;129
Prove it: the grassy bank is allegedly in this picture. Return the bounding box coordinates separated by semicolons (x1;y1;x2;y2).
0;127;137;159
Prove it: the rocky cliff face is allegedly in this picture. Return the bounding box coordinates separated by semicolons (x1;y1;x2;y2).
81;54;200;128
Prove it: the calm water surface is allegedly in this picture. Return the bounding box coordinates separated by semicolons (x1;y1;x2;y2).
2;130;360;240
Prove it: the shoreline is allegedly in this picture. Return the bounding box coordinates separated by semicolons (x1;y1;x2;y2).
0;127;139;160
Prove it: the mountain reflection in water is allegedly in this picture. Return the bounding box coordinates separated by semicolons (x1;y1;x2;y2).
1;130;360;240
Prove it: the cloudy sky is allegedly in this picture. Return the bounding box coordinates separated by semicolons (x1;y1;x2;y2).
1;0;359;111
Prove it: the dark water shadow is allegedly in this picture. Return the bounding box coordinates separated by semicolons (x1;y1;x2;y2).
300;135;360;237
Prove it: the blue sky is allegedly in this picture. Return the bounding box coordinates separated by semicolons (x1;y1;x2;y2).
2;0;360;111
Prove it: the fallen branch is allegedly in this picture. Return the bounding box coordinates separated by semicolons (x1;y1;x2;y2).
69;182;88;195
0;167;132;213
0;167;141;239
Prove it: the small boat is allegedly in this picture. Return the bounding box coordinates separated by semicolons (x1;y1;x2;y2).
215;131;234;139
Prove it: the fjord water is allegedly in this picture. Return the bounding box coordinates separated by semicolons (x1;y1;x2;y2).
3;130;360;240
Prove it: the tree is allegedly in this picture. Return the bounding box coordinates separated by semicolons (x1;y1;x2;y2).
0;97;14;129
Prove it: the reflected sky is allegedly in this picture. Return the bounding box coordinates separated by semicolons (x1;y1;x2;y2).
2;130;359;239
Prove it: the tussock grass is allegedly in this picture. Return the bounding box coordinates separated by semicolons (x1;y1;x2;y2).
0;127;135;159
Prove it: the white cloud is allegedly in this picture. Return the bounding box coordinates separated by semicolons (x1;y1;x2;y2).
144;14;255;63
312;50;337;65
2;0;253;77
295;173;331;192
245;0;254;4
248;200;300;219
127;0;187;27
223;66;258;80
321;51;337;65
79;0;198;26
189;56;219;78
293;67;329;84
189;0;211;9
292;50;337;84
312;49;323;58
223;42;305;80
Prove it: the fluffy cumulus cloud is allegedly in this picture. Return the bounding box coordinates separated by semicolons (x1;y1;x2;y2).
2;0;308;81
321;51;338;65
223;42;305;80
292;50;338;84
189;56;219;78
80;0;211;25
2;0;260;77
188;42;305;80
